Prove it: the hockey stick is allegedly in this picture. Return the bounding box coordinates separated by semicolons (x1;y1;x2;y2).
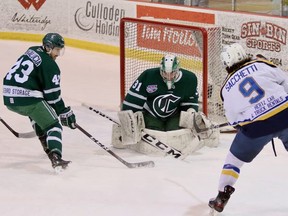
82;104;185;159
193;116;230;133
75;123;155;168
0;117;36;138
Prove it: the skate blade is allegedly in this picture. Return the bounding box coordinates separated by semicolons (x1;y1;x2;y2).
54;166;64;174
54;165;69;174
209;207;218;216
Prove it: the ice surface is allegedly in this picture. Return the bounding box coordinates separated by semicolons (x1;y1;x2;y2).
1;40;288;216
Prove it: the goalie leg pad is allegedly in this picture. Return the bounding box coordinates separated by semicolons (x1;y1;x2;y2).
117;110;144;145
111;124;126;149
128;129;203;157
134;111;145;130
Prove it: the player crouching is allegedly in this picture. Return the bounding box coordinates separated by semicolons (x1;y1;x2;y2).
111;54;219;157
111;109;219;158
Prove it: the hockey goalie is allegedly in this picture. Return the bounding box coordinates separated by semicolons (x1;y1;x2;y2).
111;54;219;157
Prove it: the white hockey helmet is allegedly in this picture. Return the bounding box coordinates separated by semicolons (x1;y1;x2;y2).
160;54;180;89
220;43;248;67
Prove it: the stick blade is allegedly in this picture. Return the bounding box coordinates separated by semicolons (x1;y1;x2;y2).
125;160;155;169
17;131;36;138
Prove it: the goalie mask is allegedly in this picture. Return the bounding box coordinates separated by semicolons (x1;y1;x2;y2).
42;33;65;60
220;43;248;68
160;54;180;89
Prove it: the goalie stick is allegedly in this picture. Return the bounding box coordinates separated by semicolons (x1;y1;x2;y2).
0;117;36;138
75;123;155;169
82;104;185;160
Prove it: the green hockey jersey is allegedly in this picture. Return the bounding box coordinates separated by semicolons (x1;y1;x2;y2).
3;46;66;115
122;67;199;119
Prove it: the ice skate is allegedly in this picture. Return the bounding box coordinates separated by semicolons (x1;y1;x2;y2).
48;152;71;173
209;185;235;213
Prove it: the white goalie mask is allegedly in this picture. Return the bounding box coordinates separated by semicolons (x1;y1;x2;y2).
220;43;248;68
160;54;180;89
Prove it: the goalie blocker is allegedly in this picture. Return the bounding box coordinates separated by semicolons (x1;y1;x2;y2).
111;110;219;157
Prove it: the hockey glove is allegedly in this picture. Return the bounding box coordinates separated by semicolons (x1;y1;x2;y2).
179;109;213;138
59;106;76;129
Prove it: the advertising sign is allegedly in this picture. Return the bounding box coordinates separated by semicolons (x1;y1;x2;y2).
217;13;288;70
0;0;68;32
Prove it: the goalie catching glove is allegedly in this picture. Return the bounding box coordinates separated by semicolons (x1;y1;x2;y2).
179;108;216;140
59;106;76;129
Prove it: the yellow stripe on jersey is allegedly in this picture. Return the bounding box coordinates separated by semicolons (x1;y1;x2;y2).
239;101;288;126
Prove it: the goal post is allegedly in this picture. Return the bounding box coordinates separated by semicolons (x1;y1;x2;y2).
120;17;227;124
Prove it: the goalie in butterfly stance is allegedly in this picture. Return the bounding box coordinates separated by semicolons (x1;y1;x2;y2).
209;43;288;213
2;33;76;171
111;54;219;156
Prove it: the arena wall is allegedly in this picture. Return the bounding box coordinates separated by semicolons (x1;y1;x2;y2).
0;0;287;69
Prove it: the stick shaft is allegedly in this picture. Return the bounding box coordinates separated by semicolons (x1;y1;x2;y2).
75;123;154;168
82;104;185;159
0;117;36;138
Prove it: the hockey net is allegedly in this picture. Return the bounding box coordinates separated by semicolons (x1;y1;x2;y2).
120;17;229;128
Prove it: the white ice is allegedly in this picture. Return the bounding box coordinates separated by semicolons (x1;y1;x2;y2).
0;40;288;216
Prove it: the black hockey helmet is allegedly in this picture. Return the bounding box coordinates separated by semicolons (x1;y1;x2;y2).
42;33;65;50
